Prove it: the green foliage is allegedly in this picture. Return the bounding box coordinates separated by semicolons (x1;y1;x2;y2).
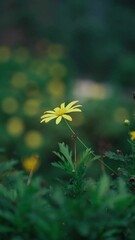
52;143;74;172
1;136;135;239
0;156;135;240
52;143;94;197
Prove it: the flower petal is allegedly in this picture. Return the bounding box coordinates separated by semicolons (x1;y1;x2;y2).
54;107;60;112
40;116;57;123
41;114;54;118
66;108;82;113
70;105;82;109
66;101;79;110
63;114;72;121
130;131;135;140
60;102;65;109
44;110;55;114
56;116;62;124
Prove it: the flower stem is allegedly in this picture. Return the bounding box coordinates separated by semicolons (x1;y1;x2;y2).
74;141;77;170
65;120;90;151
65;120;117;175
27;168;33;185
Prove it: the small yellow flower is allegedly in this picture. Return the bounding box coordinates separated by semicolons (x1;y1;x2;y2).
130;131;135;141
22;155;40;172
40;100;82;125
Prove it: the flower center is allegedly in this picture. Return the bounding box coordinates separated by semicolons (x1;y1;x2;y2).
55;108;66;116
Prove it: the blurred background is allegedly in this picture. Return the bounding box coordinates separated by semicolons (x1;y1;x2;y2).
0;0;135;179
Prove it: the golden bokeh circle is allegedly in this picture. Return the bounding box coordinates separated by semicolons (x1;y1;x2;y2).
6;117;25;136
25;131;43;149
2;97;19;114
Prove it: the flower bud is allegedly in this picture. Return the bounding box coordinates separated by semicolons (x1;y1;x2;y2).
116;149;122;154
124;119;130;126
71;134;77;141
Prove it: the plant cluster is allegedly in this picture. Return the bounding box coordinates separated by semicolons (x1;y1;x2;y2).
0;99;135;239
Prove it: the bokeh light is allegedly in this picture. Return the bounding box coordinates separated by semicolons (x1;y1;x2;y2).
47;79;65;97
47;44;65;59
73;80;111;100
2;97;19;114
10;72;28;89
13;47;30;63
24;131;44;149
49;63;67;78
0;46;11;62
6;117;25;136
113;107;129;123
23;99;41;116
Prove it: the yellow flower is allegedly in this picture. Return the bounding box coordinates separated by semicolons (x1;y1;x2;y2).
130;131;135;140
22;155;40;172
40;100;82;125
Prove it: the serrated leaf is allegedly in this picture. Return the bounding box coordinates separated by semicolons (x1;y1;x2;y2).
104;151;129;162
52;143;74;172
59;142;73;168
51;162;66;170
53;151;65;163
79;148;91;164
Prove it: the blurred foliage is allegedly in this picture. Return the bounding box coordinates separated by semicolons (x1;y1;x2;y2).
0;0;135;86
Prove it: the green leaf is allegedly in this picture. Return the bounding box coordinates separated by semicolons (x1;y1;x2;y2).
58;142;74;168
79;148;91;165
52;143;74;173
104;151;129;162
51;162;66;170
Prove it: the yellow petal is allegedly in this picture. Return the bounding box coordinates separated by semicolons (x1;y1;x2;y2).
41;113;54;118
66;101;79;110
130;131;135;140
70;105;82;109
40;116;56;123
63;114;72;121
54;107;60;112
66;108;82;113
56;116;62;124
40;119;46;123
44;110;55;114
60;102;65;109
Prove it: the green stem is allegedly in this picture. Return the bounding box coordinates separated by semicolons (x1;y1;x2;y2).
65;120;90;151
27;168;33;185
74;142;77;170
65;120;117;175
